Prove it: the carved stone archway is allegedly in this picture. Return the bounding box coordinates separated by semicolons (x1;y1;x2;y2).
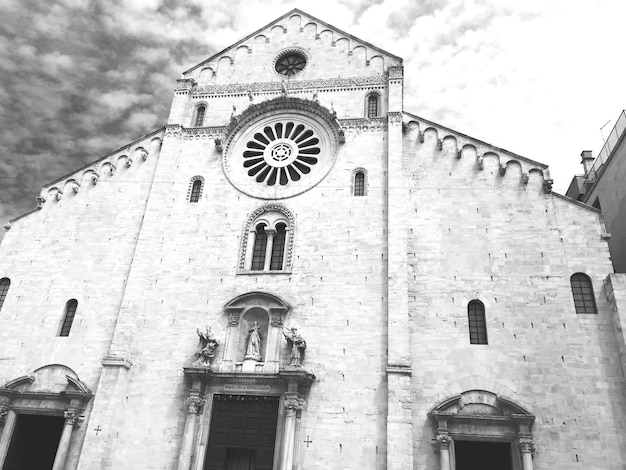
0;364;92;470
428;390;535;470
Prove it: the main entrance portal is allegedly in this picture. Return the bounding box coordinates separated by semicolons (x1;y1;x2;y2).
204;395;279;470
455;441;513;470
4;414;65;470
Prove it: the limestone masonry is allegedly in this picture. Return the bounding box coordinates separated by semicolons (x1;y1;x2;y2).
0;8;625;470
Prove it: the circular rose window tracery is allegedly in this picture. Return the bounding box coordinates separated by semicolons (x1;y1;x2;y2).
243;121;321;186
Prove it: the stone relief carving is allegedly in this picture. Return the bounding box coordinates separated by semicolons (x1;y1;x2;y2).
245;321;262;361
192;326;220;367
283;326;306;367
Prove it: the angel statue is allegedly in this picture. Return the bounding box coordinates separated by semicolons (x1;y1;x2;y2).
192;326;220;367
283;326;306;367
245;321;262;361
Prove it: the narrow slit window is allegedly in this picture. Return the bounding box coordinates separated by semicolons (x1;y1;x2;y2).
194;105;206;127
251;224;268;271
59;299;78;337
189;180;202;202
354;172;365;196
270;223;286;270
570;273;597;313
367;94;378;118
468;300;488;344
0;278;10;312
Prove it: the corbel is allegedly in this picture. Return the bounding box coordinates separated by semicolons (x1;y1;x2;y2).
55;191;64;201
456;149;462;159
437;139;443;151
125;157;133;168
215;137;223;153
36;196;46;207
91;174;99;185
521;173;529;185
499;164;506;176
418;131;424;143
140;149;148;161
543;179;553;194
338;129;345;144
70;182;80;194
477;155;484;170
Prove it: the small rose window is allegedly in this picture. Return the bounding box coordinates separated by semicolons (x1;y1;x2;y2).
275;52;307;76
243;121;321;186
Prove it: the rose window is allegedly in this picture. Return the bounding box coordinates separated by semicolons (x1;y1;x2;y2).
275;52;307;76
243;121;321;186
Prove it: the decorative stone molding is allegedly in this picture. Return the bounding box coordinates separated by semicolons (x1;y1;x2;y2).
165;124;183;139
180;127;226;141
192;76;387;97
339;117;386;133
517;433;535;454
175;78;196;93
388;65;404;79
387;112;402;125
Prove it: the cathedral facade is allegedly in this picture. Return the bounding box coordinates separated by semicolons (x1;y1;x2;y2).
0;9;625;470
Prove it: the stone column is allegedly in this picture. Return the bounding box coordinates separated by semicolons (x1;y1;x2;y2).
0;406;16;468
517;433;535;470
177;390;204;470
244;230;256;270
263;229;276;271
52;410;81;470
433;429;452;470
280;393;302;470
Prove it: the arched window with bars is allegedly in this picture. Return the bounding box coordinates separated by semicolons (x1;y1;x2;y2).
187;176;204;203
194;104;206;127
468;300;488;344
366;93;379;118
0;278;10;312
353;171;366;196
570;273;597;314
240;206;294;273
59;299;78;337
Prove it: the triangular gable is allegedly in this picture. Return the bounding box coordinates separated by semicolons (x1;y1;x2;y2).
183;8;402;76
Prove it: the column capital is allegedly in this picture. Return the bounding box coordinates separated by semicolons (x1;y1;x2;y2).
64;410;83;427
517;432;535;454
432;429;452;452
186;395;205;415
0;406;10;423
284;393;304;416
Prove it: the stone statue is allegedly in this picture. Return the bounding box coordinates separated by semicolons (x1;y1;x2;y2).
248;91;254;102
245;321;262;361
283;326;306;367
312;91;319;104
330;102;337;118
281;79;288;97
230;105;237;124
192;326;219;367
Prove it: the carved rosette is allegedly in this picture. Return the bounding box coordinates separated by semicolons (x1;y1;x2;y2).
64;410;82;427
517;433;535;454
186;395;205;415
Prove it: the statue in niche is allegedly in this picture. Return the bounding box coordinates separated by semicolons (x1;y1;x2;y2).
283;326;306;367
245;321;262;361
192;326;220;367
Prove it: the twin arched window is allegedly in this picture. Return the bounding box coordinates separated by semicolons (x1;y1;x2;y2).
0;278;10;312
570;273;597;314
468;300;488;344
241;207;293;273
59;299;78;337
194;105;206;127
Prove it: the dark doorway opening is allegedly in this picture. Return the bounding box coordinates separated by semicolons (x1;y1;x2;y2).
455;440;513;470
4;414;64;470
204;395;279;470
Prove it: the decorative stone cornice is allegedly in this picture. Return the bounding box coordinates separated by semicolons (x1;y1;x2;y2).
388;65;404;79
339;117;386;133
175;78;196;93
165;124;183;139
180;127;226;141
192;76;387;97
387;112;403;124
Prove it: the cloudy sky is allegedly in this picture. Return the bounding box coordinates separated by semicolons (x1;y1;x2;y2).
1;0;624;230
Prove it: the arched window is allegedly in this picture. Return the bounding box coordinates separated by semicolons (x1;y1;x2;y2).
270;223;287;270
354;171;365;196
366;94;379;118
251;223;268;271
0;278;10;312
570;273;597;313
189;180;202;203
240;206;294;273
194;105;206;127
187;176;204;203
59;299;78;337
468;300;488;344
